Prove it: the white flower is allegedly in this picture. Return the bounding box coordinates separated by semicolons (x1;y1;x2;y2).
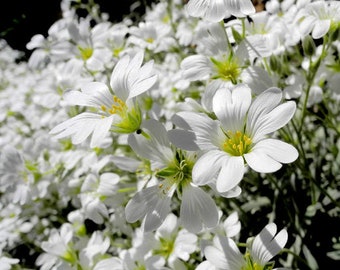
180;22;272;93
154;213;197;267
204;223;288;270
40;223;77;264
185;0;255;22
125;119;219;232
50;51;157;148
78;231;111;267
170;84;298;194
0;249;19;270
296;1;340;39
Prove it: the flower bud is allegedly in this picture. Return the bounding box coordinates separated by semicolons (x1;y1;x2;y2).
231;27;243;44
302;35;316;57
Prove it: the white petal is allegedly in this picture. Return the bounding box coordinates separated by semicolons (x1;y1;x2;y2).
81;82;113;107
251;223;288;264
213;85;251;132
143;193;173;232
180;184;219;232
228;0;255;17
185;0;208;18
254;139;299;164
299;16;316;38
205;0;228;22
216;156;244;193
110;54;131;101
63;90;93;107
241;66;273;95
192;150;226;186
125;186;157;223
128;60;158;99
204;246;228;268
251;101;296;142
173;112;221;150
247;87;283;135
167;129;200;151
180;55;212;81
50;113;102;146
244;149;282;173
219;185;242;198
127;119;173;164
240;0;256;15
312;19;330;39
90;116;114;148
205;236;244;269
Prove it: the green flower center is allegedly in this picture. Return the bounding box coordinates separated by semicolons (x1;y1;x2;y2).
222;130;252;156
153;237;175;259
241;252;275;270
100;95;141;133
78;46;93;61
156;151;194;189
211;54;241;84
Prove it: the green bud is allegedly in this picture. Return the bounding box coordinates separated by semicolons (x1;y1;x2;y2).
302;35;316;57
231;27;243;44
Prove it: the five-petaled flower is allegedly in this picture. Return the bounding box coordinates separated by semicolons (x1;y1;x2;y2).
170;84;298;194
50;51;158;148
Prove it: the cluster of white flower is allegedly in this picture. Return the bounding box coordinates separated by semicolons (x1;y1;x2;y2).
1;0;340;269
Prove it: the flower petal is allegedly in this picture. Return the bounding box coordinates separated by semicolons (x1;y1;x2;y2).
250;101;296;142
192;150;226;186
205;236;244;269
254;139;299;164
216;156;244;193
167;129;200;151
244;149;282;173
213;84;251;132
180;184;219;232
90;115;114;148
173;112;221;150
247;87;283;135
312;19;330;39
251;223;288;264
180;55;212;81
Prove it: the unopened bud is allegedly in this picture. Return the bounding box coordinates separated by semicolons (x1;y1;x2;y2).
231;27;243;44
302;35;316;57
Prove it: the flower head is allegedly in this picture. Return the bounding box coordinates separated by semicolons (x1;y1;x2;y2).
125;119;219;233
50;51;157;148
204;223;288;270
170;84;298;194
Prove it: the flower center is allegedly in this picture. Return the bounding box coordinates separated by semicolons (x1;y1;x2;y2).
100;95;142;133
78;46;93;61
156;151;194;188
222;130;252;156
101;95;127;117
241;252;274;270
211;54;241;84
154;237;175;259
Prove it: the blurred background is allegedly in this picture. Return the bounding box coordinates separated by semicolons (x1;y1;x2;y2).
0;0;264;61
0;0;159;60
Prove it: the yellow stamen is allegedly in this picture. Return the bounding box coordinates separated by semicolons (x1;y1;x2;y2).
222;130;253;156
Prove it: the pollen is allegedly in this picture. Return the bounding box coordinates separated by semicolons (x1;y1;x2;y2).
101;95;127;116
223;130;252;156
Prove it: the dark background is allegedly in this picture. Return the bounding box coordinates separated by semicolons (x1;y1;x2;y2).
0;0;158;60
